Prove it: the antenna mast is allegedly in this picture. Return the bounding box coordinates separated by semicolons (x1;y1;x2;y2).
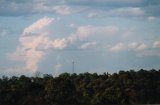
72;61;75;73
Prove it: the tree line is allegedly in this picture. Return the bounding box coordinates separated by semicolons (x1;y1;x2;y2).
0;69;160;105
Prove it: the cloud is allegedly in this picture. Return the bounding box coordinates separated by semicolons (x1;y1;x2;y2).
88;7;144;18
53;5;73;15
9;22;120;74
80;41;97;49
109;41;160;57
8;37;46;72
153;41;160;48
111;7;144;16
0;27;10;37
134;40;160;57
0;0;81;16
52;38;69;49
7;47;45;74
147;16;156;20
70;0;159;18
110;43;126;52
23;17;54;34
69;24;75;28
8;16;88;73
19;34;52;50
128;42;147;51
0;0;160;18
75;25;119;39
67;0;144;7
110;42;147;52
8;17;68;72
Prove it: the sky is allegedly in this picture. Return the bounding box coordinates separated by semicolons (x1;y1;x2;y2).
0;0;160;76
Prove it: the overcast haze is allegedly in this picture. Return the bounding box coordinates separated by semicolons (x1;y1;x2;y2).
0;0;160;76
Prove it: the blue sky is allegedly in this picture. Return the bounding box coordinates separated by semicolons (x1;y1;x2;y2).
0;0;160;76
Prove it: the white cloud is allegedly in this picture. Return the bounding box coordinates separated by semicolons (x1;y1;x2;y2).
80;41;97;49
135;43;147;51
88;12;98;18
0;31;8;37
52;38;69;49
111;7;144;16
32;3;76;15
8;17;55;73
0;0;159;18
19;34;53;50
53;5;73;15
33;2;51;12
153;41;160;48
76;25;119;39
76;26;94;39
8;36;47;72
23;17;54;34
0;27;11;37
88;7;145;18
8;47;45;72
24;49;45;71
9;23;119;73
128;42;147;51
110;43;126;52
110;42;148;52
69;23;76;28
8;16;83;73
148;16;156;20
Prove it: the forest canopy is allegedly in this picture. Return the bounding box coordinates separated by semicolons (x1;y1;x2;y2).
0;69;160;105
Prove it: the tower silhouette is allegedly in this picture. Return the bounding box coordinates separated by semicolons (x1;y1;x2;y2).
72;61;75;73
